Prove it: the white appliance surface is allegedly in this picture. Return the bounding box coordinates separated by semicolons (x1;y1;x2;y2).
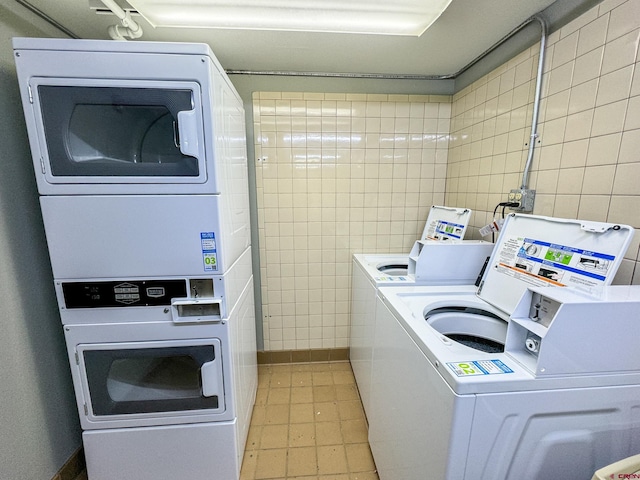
352;241;492;289
41;194;249;279
226;277;258;460
368;214;637;480
350;240;491;420
64;274;256;431
350;257;477;419
15;37;256;480
13;37;247;196
83;420;240;480
350;234;492;419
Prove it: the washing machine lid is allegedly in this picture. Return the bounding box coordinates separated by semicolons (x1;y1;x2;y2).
420;205;472;242
478;213;634;316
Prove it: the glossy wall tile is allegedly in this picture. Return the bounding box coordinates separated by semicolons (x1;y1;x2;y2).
446;0;640;285
253;93;452;351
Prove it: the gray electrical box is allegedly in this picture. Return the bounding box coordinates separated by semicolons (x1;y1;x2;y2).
509;188;535;212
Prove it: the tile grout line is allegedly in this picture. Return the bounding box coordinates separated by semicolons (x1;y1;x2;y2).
241;361;378;480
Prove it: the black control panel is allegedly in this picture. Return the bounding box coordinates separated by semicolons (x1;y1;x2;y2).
62;280;188;308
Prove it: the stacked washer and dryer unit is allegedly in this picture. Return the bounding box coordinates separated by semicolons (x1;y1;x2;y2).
371;213;640;479
14;38;257;480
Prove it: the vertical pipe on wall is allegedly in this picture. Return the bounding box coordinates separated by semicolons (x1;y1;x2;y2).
520;15;547;190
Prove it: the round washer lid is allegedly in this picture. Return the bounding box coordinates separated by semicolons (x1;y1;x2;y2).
478;213;634;316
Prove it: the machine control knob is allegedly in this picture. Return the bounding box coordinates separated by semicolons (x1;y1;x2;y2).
525;336;540;353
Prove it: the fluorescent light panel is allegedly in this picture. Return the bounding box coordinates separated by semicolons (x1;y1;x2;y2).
127;0;453;36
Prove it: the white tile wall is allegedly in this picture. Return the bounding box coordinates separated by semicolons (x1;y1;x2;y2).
446;0;640;285
254;0;640;352
253;93;451;350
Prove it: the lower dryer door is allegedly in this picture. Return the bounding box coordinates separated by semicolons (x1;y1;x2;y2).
76;338;226;429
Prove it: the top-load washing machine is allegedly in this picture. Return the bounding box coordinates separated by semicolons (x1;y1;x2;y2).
356;205;476;281
369;213;639;480
351;205;494;418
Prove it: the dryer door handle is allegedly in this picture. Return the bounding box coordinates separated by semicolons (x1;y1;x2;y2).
201;356;223;398
177;109;201;159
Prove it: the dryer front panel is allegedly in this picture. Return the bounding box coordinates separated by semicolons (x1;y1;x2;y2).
65;321;235;430
40;195;241;279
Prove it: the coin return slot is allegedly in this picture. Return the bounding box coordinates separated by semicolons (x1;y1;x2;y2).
171;298;222;323
178;303;220;317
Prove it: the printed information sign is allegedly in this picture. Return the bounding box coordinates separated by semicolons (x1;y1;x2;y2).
425;218;466;241
494;236;615;289
201;232;218;272
447;359;514;377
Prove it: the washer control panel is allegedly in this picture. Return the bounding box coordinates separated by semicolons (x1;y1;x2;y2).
510;285;640;377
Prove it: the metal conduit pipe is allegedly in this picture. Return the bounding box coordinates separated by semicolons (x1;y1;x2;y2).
100;0;143;40
226;14;548;83
228;14;549;195
224;69;452;80
520;15;547;190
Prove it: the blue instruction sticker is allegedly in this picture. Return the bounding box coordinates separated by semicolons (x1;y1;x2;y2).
201;232;218;272
374;276;409;282
434;220;465;240
447;359;514;377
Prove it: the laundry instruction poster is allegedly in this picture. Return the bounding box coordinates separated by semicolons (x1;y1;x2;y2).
424;219;465;241
494;236;615;289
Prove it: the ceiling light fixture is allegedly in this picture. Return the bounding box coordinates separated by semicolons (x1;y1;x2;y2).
126;0;453;36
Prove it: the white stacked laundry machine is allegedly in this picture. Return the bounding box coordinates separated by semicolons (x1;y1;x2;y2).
13;37;257;480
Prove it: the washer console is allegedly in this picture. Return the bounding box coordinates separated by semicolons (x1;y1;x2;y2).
507;285;640;377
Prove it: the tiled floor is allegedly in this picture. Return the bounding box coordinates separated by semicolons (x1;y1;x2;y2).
240;362;379;480
73;361;377;480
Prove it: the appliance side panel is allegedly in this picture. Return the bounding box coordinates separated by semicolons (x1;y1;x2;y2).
228;276;258;471
212;64;251;264
349;257;377;418
369;297;460;480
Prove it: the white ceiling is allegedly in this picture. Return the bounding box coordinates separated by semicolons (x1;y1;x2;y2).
17;0;588;77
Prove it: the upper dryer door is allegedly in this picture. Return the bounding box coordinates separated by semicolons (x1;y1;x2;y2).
28;78;212;194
